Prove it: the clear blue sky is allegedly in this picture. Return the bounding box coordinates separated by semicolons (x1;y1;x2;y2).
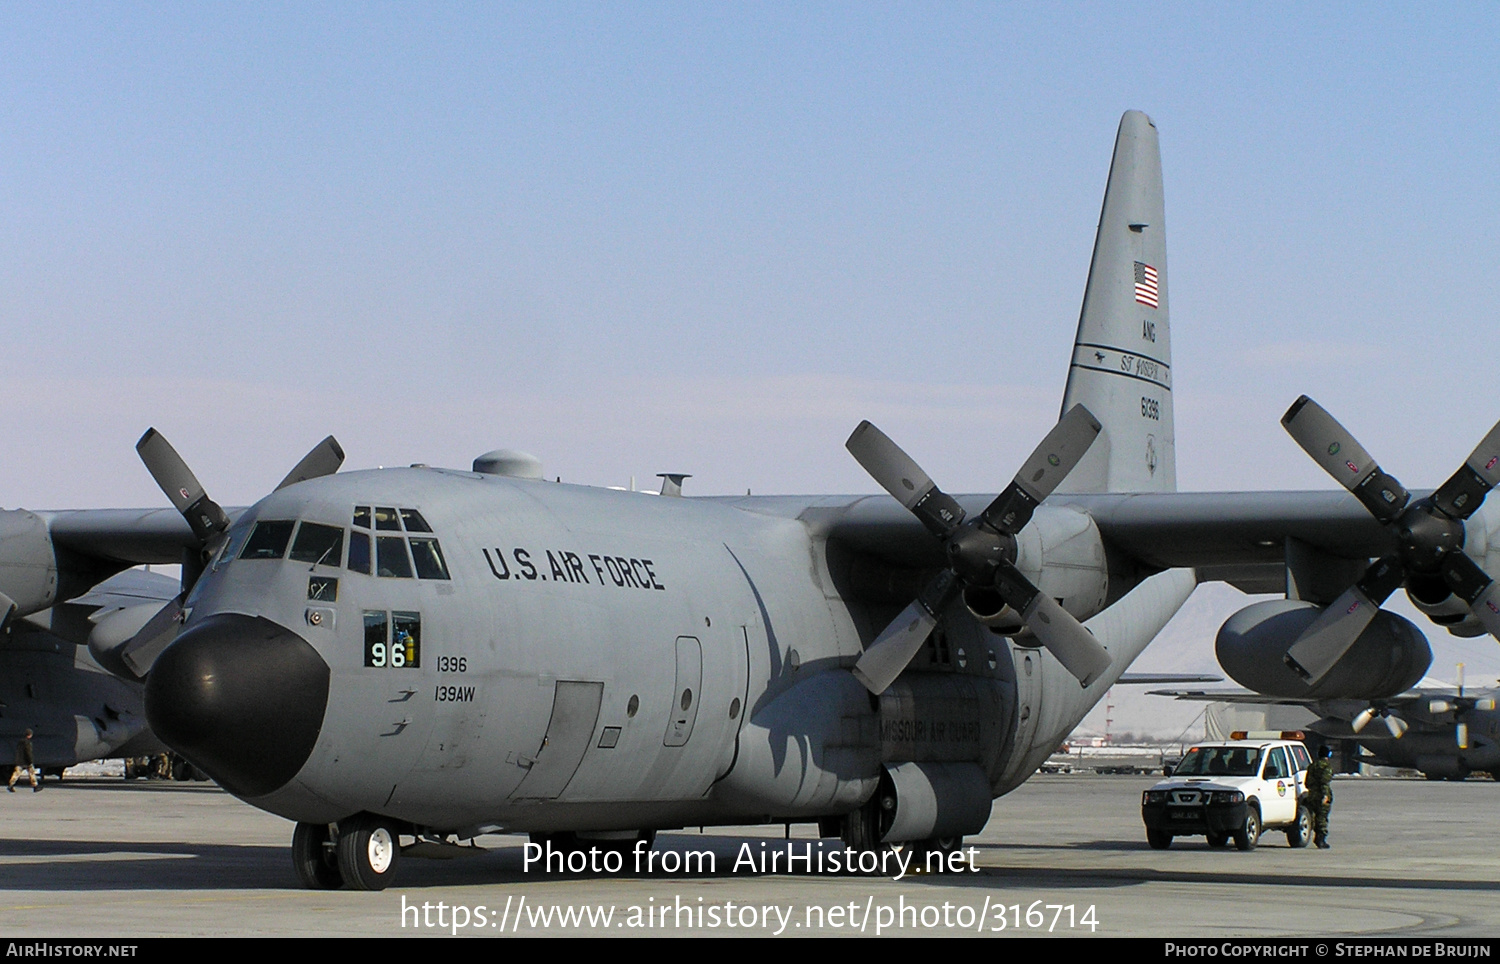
2;3;1496;508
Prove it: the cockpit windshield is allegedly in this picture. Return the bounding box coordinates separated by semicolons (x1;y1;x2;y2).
1174;746;1264;778
230;510;449;580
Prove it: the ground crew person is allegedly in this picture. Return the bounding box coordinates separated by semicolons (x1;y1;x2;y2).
1305;744;1335;849
8;729;40;792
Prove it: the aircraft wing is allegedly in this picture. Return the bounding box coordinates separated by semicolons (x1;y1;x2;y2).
1117;673;1224;685
66;566;182;610
760;488;1399;594
1145;688;1307;706
40;507;226;567
28;487;1395;594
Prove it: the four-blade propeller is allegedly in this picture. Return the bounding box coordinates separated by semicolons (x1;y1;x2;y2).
845;404;1111;694
1280;396;1500;685
109;429;346;678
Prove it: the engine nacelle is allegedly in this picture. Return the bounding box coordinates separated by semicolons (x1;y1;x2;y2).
1216;599;1430;700
1009;506;1109;623
1405;584;1484;635
875;761;993;843
0;509;58;621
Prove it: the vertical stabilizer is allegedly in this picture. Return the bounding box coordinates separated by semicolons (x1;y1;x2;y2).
1056;110;1175;494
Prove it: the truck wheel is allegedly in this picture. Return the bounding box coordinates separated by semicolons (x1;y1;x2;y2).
336;815;402;891
1234;806;1261;851
1146;830;1172;850
1207;832;1228;848
1286;804;1312;848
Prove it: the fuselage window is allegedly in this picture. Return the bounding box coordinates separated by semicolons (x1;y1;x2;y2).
363;609;421;668
377;536;414;578
240;521;295;560
374;507;402;531
289;523;345;567
348;531;372;575
393;611;421;666
363;610;388;666
353;506;371;529
409;538;451;580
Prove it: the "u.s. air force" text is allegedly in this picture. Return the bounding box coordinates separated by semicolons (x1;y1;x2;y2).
481;547;665;591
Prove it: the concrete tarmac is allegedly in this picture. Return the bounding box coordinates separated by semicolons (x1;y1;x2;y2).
3;773;1498;938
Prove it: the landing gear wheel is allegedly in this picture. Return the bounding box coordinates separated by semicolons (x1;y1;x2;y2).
1146;830;1172;850
1206;831;1228;848
841;798;885;855
337;815;401;891
292;822;343;889
1234;806;1261;851
1287;804;1312;849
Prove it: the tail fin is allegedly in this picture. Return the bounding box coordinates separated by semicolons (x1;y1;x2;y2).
1055;110;1175;494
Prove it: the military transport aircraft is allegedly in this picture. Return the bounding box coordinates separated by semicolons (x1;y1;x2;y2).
5;111;1500;890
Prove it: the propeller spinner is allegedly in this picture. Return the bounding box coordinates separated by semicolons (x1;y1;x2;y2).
845;404;1110;694
1280;397;1500;685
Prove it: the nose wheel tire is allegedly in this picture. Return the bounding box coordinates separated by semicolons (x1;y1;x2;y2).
337;815;402;891
292;822;343;889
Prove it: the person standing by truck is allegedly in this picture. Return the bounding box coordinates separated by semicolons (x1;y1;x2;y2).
1305;745;1335;849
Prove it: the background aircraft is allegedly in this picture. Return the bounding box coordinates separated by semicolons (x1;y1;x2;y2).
1152;665;1500;781
0;567;176;774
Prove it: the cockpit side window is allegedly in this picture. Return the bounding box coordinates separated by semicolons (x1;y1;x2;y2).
377;536;414;578
212;524;250;572
289;523;345;567
240;521;295;560
348;531;372;574
409;538;450;579
346;505;445;578
400;509;433;533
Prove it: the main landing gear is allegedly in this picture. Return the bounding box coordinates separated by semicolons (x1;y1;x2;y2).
293;815;404;891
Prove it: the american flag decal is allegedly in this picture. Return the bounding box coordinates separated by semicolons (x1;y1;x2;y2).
1134;261;1159;308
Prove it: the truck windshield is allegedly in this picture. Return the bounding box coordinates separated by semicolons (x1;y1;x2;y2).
1175;746;1264;777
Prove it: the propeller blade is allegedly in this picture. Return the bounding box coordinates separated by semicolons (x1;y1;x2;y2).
275;436;346;491
117;595;185;680
1432;419;1500;520
846;421;965;538
1351;707;1377;733
1283;558;1405;684
980;404;1102;535
1281;396;1409;522
1428;699;1455;714
1439;551;1500;640
993;561;1111;686
1456;722;1469;749
137;429;230;544
1383;715;1408;739
852;573;959;694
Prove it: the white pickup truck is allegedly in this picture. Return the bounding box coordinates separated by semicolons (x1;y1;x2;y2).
1141;739;1314;851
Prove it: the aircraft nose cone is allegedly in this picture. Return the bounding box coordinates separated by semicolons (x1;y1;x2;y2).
145;612;330;798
